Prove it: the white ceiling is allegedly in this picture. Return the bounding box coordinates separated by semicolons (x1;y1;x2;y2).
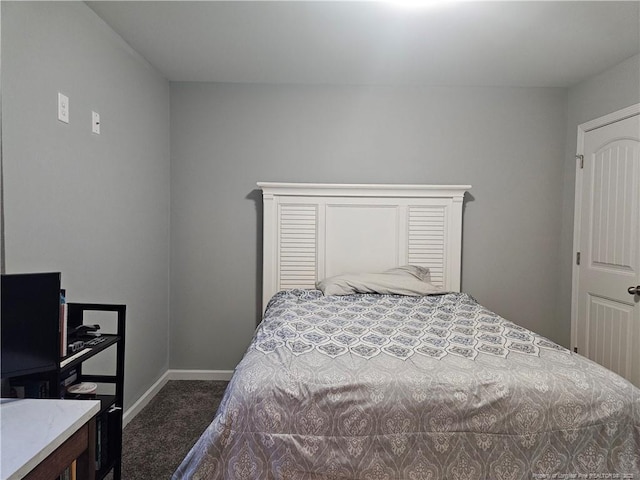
87;1;640;87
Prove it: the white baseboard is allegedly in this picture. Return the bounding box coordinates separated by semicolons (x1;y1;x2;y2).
122;370;170;427
122;369;233;427
167;369;234;381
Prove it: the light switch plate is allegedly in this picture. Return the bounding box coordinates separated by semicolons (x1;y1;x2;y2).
58;93;69;123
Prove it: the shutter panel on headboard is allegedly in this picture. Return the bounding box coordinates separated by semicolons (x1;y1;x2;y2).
408;206;446;287
279;204;317;289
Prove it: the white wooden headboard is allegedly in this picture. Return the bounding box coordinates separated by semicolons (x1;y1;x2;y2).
258;182;471;311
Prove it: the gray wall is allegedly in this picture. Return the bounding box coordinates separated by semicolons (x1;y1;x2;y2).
170;83;568;369
1;2;171;410
557;53;640;349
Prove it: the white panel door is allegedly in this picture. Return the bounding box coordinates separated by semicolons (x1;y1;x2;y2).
575;113;640;386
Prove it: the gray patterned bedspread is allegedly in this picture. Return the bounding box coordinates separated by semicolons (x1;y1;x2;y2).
174;290;640;479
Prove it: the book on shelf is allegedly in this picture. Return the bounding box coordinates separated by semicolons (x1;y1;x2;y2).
59;368;77;398
102;413;109;468
59;289;68;358
58;461;76;480
96;416;102;471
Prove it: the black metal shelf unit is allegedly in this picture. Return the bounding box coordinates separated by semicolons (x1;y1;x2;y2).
62;303;126;480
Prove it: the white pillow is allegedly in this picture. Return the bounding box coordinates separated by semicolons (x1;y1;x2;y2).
384;265;432;282
316;265;444;296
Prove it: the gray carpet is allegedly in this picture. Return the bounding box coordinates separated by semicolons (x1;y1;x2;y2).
109;380;228;480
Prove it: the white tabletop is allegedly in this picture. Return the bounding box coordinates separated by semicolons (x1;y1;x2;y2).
0;398;100;480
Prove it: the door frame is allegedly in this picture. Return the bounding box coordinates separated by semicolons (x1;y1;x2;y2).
570;103;640;352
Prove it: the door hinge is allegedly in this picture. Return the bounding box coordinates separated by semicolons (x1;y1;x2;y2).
574;347;578;353
576;252;581;265
576;154;584;168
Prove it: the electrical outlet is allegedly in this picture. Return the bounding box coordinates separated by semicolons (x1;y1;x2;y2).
58;93;69;123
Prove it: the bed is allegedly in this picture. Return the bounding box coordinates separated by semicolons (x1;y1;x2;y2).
173;183;640;480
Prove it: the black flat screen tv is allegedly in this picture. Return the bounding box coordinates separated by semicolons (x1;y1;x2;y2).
1;272;61;379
